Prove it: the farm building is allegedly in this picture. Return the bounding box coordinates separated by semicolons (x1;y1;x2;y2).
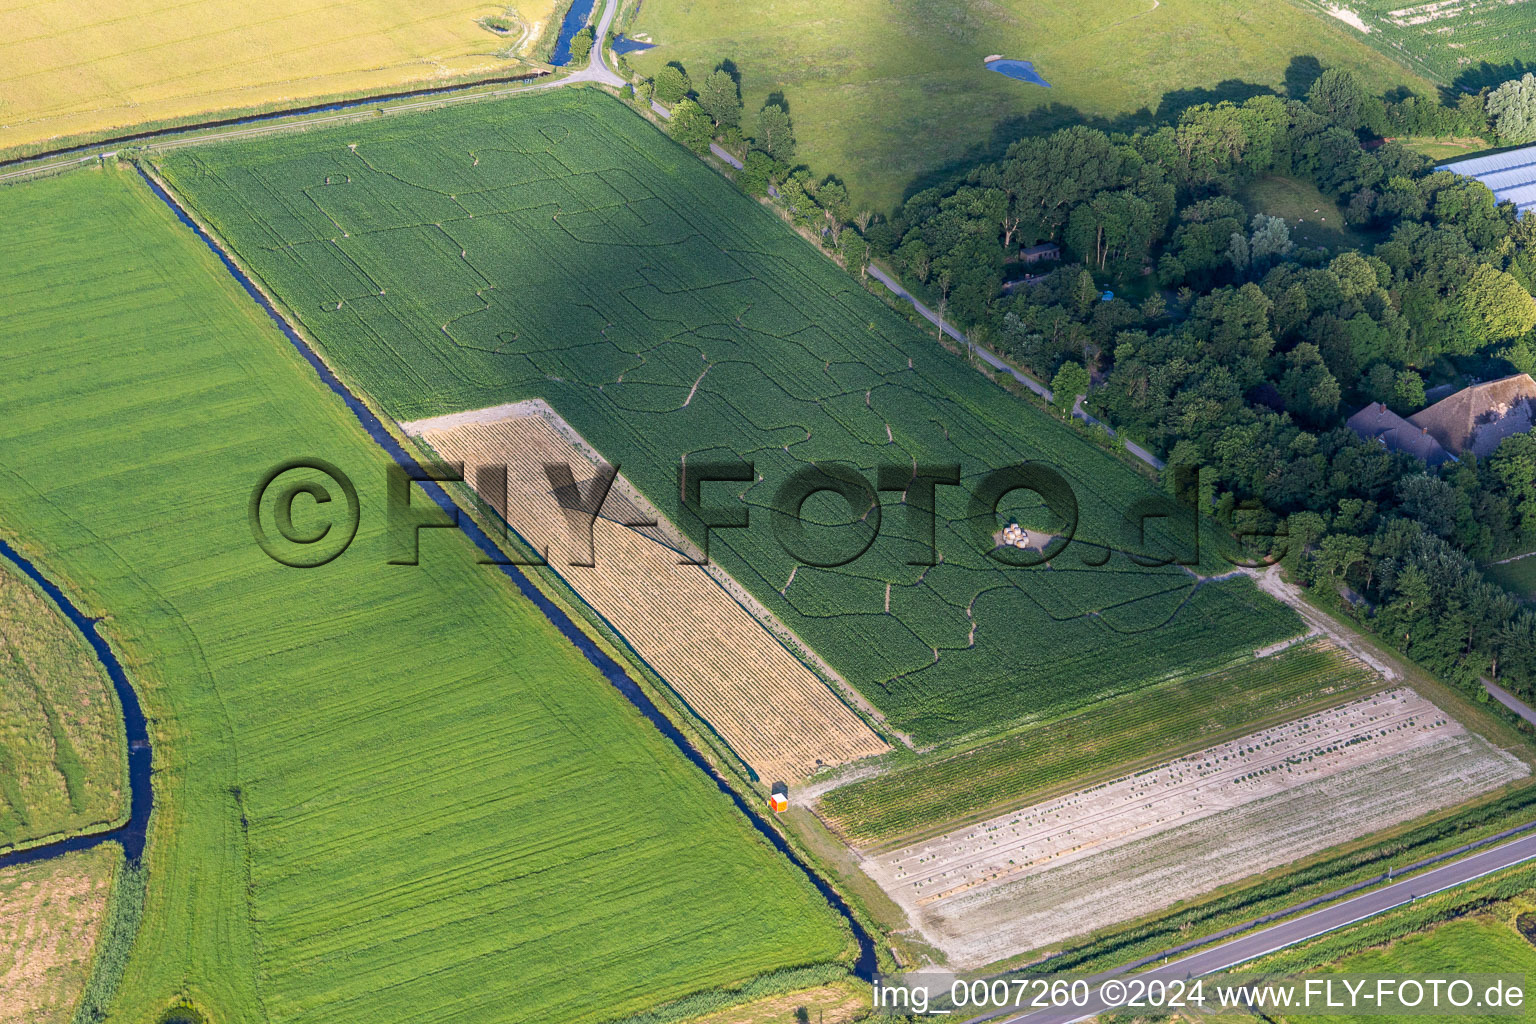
1346;373;1536;466
1345;402;1454;468
1439;146;1536;217
769;782;789;813
1019;242;1060;264
1407;373;1536;458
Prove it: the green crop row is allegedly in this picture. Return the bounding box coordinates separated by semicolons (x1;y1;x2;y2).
820;642;1381;847
1299;0;1536;85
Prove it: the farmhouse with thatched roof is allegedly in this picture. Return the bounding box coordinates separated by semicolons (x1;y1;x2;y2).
1407;373;1536;459
1346;403;1453;468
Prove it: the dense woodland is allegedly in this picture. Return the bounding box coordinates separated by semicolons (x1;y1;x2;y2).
635;60;1536;702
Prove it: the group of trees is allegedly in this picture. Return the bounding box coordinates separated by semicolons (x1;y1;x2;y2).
632;60;887;270
852;68;1536;697
630;52;1536;695
637;61;794;165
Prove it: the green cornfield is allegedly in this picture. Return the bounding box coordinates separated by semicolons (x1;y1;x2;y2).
1293;0;1536;86
155;89;1301;745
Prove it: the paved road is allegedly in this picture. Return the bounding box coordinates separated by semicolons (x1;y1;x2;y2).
1485;678;1536;726
0;0;625;185
972;830;1536;1024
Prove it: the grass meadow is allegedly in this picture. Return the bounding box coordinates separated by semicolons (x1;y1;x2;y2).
0;163;851;1024
1241;174;1374;251
625;0;1438;210
0;557;125;849
0;0;555;162
0;845;118;1024
155;89;1301;746
1288;913;1536;1024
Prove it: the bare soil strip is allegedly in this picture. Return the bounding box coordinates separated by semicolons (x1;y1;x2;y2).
408;403;888;782
865;688;1528;967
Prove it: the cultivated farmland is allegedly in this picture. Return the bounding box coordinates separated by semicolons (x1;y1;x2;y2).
155;88;1303;746
410;401;889;781
0;557;124;849
1293;0;1536;84
625;0;1438;209
866;688;1529;967
0;845;117;1024
0;0;551;160
0;165;851;1024
818;640;1382;848
1276;914;1536;1024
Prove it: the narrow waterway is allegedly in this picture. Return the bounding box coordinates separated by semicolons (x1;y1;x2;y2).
549;0;598;66
137;166;879;980
0;538;152;869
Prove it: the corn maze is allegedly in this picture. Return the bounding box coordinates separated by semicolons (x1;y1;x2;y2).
1304;0;1536;83
156;90;1301;744
410;403;889;782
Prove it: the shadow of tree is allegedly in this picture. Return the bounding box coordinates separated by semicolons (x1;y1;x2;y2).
1451;59;1536;98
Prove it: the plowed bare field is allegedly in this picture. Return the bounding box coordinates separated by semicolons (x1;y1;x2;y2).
865;688;1529;967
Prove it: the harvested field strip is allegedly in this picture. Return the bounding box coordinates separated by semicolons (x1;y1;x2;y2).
818;641;1378;848
0;555;124;849
156;88;1303;744
0;845;117;1024
415;407;889;782
0;0;550;159
866;689;1529;967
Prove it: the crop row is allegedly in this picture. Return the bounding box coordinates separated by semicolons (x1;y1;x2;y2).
818;641;1381;847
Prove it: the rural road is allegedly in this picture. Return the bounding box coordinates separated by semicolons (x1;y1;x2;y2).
970;829;1536;1024
865;264;1166;470
1484;678;1536;726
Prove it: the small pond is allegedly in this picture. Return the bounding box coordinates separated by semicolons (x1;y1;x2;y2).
612;34;655;55
985;58;1050;87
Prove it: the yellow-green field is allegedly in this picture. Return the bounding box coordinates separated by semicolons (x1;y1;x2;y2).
0;0;558;159
0;845;118;1024
0;556;124;849
1283;912;1536;1024
628;0;1439;210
